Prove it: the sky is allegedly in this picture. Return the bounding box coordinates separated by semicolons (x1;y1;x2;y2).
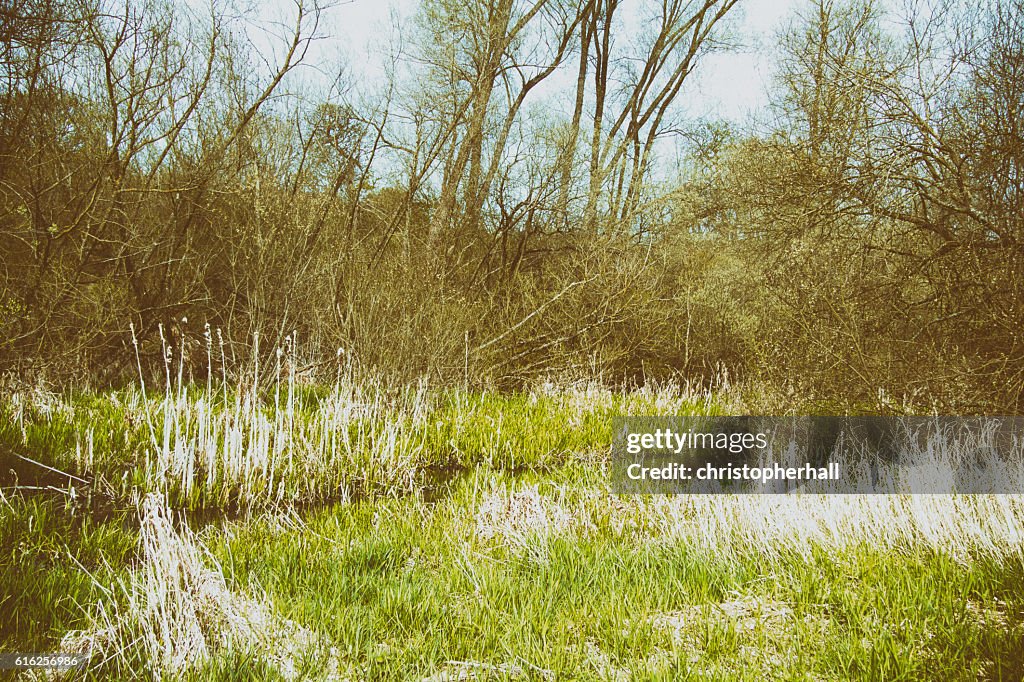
299;0;804;124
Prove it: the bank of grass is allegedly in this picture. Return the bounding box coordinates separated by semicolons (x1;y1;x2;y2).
1;380;1023;680
0;495;136;656
210;480;1024;681
0;379;721;511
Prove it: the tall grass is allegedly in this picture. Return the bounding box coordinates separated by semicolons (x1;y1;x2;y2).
63;493;346;680
5;372;1024;679
475;484;1024;565
6;337;1024;679
2;333;725;511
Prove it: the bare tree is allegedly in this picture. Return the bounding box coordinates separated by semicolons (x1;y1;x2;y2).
582;0;740;232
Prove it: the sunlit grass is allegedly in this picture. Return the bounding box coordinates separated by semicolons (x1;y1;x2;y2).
2;378;1023;680
1;373;719;512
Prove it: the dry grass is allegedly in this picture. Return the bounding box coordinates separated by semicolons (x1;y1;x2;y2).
472;481;1024;564
121;377;429;509
7;378;1024;679
69;493;350;680
475;485;581;561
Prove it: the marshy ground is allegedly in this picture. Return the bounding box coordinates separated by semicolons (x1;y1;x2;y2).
2;380;1023;680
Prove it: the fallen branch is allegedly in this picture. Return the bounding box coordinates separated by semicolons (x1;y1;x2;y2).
16;453;89;485
474;275;599;354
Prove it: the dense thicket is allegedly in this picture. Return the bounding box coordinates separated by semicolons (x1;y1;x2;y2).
1;0;1021;411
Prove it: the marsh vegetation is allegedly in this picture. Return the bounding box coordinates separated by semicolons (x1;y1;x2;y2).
2;370;1024;679
2;0;1023;677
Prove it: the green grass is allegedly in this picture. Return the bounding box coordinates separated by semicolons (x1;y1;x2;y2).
0;382;719;511
1;381;1023;680
0;497;136;653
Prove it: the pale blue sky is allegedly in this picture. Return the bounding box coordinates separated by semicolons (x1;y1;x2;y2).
297;0;803;124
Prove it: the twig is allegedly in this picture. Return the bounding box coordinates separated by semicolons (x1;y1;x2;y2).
474;275;598;354
65;544;115;597
1;485;66;492
515;656;556;680
16;453;89;484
